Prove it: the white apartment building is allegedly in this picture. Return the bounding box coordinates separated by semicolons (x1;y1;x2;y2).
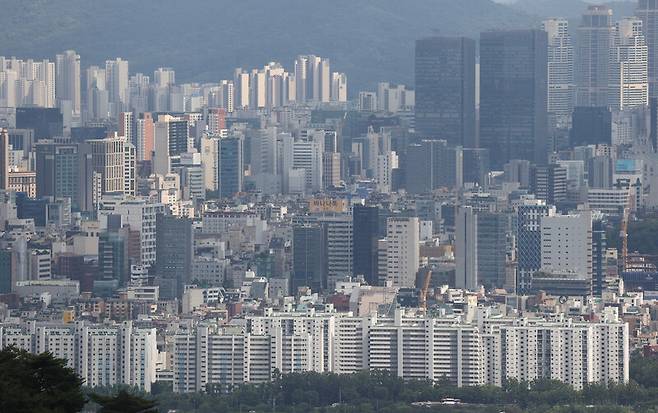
0;321;157;391
0;312;629;394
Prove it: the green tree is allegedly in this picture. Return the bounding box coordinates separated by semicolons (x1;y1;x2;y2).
0;346;85;413
89;390;158;413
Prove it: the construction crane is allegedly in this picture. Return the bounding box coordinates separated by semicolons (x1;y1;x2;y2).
620;190;636;273
419;270;432;311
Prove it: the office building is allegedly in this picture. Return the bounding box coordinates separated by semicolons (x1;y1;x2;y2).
462;148;490;187
153;116;189;175
98;197;165;266
405;140;463;194
480;30;548;167
353;205;380;286
386;217;419;288
540;211;593;283
0;128;7;190
218;135;243;198
84;137;126;195
592;218;607;297
15;107;63;140
455;207;509;291
414;36;476;146
516;200;556;294
292;223;326;292
155;214;194;300
576;6;615;107
98;220;130;288
542;19;575;129
319;216;353;289
35;141;81;209
455;206;478;290
531;164;567;206
570;107;612;146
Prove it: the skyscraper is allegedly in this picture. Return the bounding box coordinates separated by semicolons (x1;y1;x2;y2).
636;0;658;97
414;37;476;146
0;128;7;190
292;223;326;292
155;214;193;300
352;204;380;286
135;112;154;161
35;141;81;209
105;58;129;114
542;19;575;129
218;135;243;198
55;50;81;115
479;29;548;168
609;18;649;110
84;137;126;195
294;55;331;103
576;6;614;107
455;206;478;290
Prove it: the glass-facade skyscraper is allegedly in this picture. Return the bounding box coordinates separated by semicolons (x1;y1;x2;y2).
414;36;476;147
480;29;548;168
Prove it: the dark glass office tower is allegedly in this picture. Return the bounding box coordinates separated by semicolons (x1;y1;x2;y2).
16;107;63;140
35;141;81;209
480;30;548;168
405;140;463;194
415;36;476;147
592;219;607;297
155;214;193;300
353;204;379;286
219;136;244;198
292;223;326;292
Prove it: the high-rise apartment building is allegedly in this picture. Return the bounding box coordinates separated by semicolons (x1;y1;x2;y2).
480;30;548;167
55;50;81;115
414;36;476;146
135;112;154;161
105;58;129;115
636;0;658;97
609;18;649;110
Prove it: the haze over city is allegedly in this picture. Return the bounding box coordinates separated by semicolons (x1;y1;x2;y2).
2;1;658;413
